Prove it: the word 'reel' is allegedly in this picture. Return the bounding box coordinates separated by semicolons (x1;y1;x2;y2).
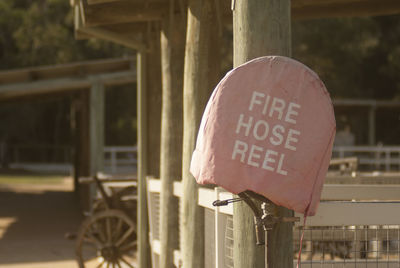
231;91;302;176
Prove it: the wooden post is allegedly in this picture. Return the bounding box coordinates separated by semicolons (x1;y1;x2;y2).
137;25;162;268
147;25;162;267
159;7;186;268
137;50;150;268
182;0;218;267
89;80;105;175
88;80;105;212
233;1;292;268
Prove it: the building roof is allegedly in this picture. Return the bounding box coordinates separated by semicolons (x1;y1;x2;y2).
0;57;136;100
71;0;400;51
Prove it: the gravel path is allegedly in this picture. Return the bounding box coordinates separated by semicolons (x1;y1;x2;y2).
0;178;83;268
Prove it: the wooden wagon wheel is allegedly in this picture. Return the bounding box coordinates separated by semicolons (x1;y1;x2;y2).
76;209;137;268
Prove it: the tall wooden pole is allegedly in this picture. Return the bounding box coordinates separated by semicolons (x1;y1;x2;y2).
182;0;217;267
89;80;105;176
137;25;162;268
88;80;105;208
233;1;293;267
137;50;150;268
159;8;186;268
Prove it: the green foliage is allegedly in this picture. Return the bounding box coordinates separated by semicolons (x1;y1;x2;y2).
0;0;131;69
293;15;400;144
293;15;400;100
0;0;136;150
1;0;400;150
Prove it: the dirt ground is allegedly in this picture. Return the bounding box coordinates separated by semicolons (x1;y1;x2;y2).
0;177;83;268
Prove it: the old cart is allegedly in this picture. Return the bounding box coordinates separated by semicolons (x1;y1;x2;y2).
75;173;137;268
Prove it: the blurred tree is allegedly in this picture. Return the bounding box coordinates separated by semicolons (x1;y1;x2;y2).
1;0;400;153
293;15;400;144
293;15;400;100
0;0;131;69
0;0;136;159
293;17;378;98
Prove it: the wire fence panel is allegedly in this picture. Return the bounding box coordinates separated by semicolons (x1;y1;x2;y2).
164;181;400;267
147;190;160;267
294;225;400;268
205;208;216;268
224;215;234;268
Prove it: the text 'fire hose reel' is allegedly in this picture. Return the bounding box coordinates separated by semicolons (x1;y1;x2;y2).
190;56;336;266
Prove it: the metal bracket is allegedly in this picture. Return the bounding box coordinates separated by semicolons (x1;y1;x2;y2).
213;190;300;245
260;201;300;231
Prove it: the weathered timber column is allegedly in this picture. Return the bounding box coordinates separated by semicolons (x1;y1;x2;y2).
89;80;105;175
233;1;292;268
159;10;186;268
146;29;162;179
182;0;217;267
137;50;150;268
137;26;162;268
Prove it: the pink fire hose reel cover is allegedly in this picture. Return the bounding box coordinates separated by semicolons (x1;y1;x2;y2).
190;56;336;216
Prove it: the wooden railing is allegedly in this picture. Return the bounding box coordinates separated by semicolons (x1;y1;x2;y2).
5;145;137;174
104;146;137;173
333;146;400;171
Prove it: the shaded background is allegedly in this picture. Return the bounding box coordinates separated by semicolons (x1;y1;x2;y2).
1;0;400;158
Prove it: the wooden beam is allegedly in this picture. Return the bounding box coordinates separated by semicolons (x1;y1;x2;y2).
292;0;366;8
333;99;400;107
293;0;400;20
0;57;135;84
233;0;292;268
159;7;186;268
325;174;400;184
87;0;160;5
99;22;148;35
75;0;400;31
87;0;122;5
297;201;400;226
74;2;147;49
78;26;147;51
0;70;136;101
73;3;92;40
321;184;400;201
82;1;167;26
